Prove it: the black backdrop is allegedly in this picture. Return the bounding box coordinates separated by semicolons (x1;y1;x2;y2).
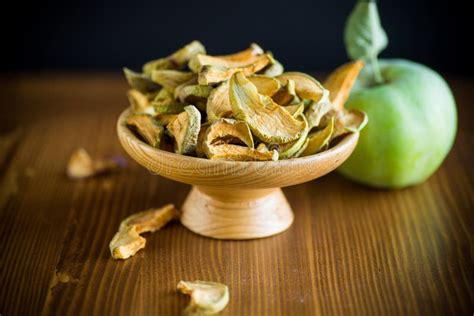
2;0;471;74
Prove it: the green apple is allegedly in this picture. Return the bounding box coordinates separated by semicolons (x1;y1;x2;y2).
338;59;457;188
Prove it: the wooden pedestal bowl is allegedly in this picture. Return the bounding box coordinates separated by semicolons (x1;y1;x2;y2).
117;109;359;240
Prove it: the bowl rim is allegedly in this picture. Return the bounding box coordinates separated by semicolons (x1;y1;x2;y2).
117;108;359;166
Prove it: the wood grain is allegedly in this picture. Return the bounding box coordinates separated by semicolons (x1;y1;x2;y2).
117;109;359;189
0;73;473;315
181;187;294;239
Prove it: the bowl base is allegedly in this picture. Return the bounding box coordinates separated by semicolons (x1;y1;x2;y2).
181;186;294;240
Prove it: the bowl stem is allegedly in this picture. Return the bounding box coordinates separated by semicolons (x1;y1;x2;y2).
181;186;294;240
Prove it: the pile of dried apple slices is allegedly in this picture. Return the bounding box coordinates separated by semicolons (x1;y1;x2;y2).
123;41;367;161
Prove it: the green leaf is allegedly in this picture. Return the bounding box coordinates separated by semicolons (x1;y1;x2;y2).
344;0;387;61
344;0;387;83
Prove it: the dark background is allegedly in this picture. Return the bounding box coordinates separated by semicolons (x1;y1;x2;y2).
1;0;471;74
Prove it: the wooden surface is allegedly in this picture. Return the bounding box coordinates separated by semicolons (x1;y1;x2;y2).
0;73;473;315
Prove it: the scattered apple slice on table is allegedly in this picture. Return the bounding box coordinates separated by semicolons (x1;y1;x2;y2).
177;280;230;315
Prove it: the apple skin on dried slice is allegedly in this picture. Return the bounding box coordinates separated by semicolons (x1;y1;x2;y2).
276;114;310;159
166;105;201;155
150;89;186;115
300;117;335;157
175;84;212;106
229;72;306;144
152;102;186;115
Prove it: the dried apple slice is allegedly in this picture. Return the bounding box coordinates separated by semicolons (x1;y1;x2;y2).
276;115;309;159
177;280;230;315
119;204;178;233
248;75;281;96
123;68;160;93
109;226;146;260
331;108;368;139
294;137;310;158
126;114;164;148
189;43;264;72
203;119;254;149
143;40;206;74
229;72;306;144
155;113;178;126
175;84;212;105
153;88;174;103
206;81;233;122
143;58;173;75
196;122;210;158
151;70;195;93
300;117;335;156
127;89;157;115
110;204;178;259
168;41;206;68
204;142;277;161
284;102;305;117
276;72;326;102
166;105;201;155
256;143;269;151
198;54;272;85
261;58;284;77
215;43;263;62
304;89;333;128
272;79;300;106
153;102;186;115
66;148;121;179
150;89;186;114
200;119;279;161
207;77;281;122
324;60;364;111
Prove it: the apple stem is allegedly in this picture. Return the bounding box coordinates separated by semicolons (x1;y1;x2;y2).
371;55;384;84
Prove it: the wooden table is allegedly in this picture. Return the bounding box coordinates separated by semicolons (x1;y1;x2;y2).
1;73;473;315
